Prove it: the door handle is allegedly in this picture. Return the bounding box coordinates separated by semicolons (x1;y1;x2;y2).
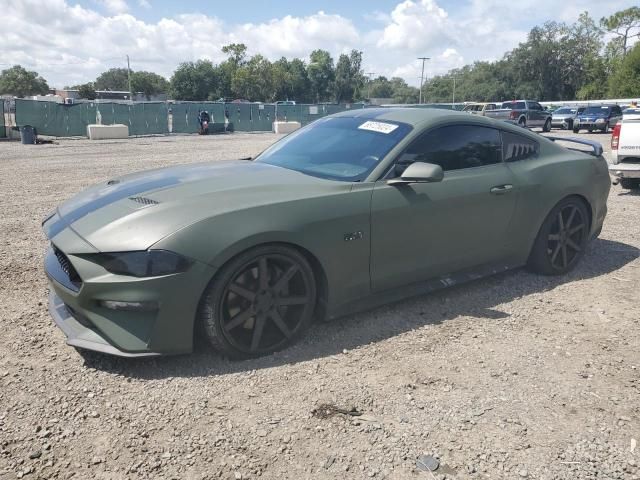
490;184;513;195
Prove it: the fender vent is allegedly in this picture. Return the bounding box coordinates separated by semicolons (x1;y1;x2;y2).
129;196;159;206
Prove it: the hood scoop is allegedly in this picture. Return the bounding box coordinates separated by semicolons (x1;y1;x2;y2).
129;196;159;206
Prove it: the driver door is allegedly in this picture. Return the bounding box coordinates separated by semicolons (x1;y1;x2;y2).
370;124;518;292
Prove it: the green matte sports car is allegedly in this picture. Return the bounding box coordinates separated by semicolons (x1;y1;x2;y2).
43;108;610;358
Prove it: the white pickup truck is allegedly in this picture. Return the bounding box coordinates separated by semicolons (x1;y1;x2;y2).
610;108;640;190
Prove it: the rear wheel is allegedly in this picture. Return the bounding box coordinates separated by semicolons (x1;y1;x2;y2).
518;117;526;128
542;118;551;132
602;122;609;133
198;245;317;359
528;198;590;275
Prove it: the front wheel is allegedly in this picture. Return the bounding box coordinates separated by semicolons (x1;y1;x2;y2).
198;245;317;359
572;127;580;133
542;118;551;132
527;198;590;275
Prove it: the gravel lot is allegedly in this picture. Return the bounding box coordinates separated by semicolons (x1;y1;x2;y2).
0;129;638;480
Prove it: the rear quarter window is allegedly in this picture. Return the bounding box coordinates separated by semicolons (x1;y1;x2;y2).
502;131;540;162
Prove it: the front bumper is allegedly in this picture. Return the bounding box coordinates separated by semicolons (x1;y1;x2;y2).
45;245;217;357
575;121;607;130
551;118;571;129
609;163;640;179
49;291;161;357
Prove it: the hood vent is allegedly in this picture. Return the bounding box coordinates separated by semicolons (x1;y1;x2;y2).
129;196;159;206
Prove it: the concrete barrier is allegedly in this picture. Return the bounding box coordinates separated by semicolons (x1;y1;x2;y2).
273;121;301;134
87;124;129;140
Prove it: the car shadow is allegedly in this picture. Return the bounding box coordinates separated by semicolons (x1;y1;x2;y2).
80;238;639;379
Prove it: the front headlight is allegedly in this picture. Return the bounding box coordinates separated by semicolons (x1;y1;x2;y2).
85;250;193;277
595;118;605;123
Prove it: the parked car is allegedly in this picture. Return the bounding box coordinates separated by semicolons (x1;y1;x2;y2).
462;103;499;115
484;100;552;131
573;105;623;133
275;100;296;106
44;108;610;358
551;106;585;130
610;108;640;189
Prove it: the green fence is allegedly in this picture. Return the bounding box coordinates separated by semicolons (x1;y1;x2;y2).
98;102;168;135
16;99;97;137
13;99;456;138
0;101;5;138
170;102;226;134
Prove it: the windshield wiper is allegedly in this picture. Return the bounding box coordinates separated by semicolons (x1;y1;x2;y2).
239;156;253;161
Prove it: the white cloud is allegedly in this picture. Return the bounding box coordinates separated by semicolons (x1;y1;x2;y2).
97;0;130;15
0;0;637;89
377;0;453;51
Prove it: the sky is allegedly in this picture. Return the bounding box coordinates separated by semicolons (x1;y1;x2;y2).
0;0;637;89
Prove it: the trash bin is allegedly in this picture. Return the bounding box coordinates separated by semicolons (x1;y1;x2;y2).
20;125;36;145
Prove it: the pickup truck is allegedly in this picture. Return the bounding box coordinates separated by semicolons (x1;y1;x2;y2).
484;100;552;131
610;108;640;189
462;102;499;115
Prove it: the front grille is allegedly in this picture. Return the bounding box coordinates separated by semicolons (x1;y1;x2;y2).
53;246;82;287
129;196;159;206
620;158;640;164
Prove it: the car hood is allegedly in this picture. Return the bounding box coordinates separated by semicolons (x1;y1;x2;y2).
44;160;346;252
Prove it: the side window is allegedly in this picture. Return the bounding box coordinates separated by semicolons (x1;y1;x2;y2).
502;131;539;162
530;102;542;111
399;125;502;173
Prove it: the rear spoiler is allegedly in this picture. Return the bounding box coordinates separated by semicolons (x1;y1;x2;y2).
545;136;604;157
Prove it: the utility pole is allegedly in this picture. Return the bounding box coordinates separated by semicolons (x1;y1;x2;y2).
452;76;456;109
126;55;133;102
417;57;430;104
366;72;376;102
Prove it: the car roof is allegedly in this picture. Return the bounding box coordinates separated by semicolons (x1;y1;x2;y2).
329;107;504;129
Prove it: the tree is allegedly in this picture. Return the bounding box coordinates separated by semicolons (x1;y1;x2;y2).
307;50;334;102
601;7;640;55
231;55;274;101
0;65;49;98
333;50;364;103
95;68;130;91
77;82;97;100
221;44;248;66
169;60;218;101
131;71;169;100
271;57;311;102
607;42;640;97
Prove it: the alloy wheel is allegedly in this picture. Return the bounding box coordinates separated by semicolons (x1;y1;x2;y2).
218;253;314;354
546;204;587;270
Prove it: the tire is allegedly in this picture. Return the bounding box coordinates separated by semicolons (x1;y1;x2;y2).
542;118;551;132
527;197;590;276
567;120;573;130
588;127;594;133
198;245;317;359
518;117;526;128
572;127;580;133
602;122;609;134
620;178;640;189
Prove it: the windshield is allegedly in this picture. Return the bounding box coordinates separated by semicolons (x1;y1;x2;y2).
583;106;611;114
255;116;412;181
554;108;575;114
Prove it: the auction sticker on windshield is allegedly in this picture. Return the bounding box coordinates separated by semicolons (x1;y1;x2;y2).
358;121;399;134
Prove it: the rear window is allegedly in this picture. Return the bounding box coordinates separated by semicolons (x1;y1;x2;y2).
502;131;539;162
502;101;526;110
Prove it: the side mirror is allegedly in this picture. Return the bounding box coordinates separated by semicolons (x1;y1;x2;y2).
387;162;444;185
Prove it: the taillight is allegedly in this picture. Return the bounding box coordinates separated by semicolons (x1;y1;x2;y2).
509;111;518;120
611;123;621;150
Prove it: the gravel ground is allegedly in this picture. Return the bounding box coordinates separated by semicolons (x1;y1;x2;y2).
0;130;638;480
